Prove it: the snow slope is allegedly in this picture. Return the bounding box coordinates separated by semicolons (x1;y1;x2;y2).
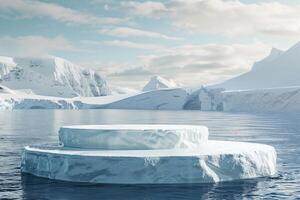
102;88;188;110
143;76;178;91
0;56;110;97
0;88;188;110
214;43;300;90
0;84;16;94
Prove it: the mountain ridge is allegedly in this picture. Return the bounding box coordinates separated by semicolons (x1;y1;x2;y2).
0;55;110;97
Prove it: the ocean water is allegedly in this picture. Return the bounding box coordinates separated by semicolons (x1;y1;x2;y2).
0;110;299;200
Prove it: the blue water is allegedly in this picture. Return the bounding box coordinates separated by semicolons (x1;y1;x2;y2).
0;110;299;200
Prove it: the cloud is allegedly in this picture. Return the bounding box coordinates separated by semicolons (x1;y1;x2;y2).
120;0;300;37
102;42;271;88
139;42;271;85
103;40;163;50
0;35;78;56
168;0;300;36
99;27;183;40
0;0;122;25
120;1;167;16
110;67;152;77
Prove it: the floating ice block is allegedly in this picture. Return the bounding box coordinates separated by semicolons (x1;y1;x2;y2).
21;141;276;184
59;125;209;150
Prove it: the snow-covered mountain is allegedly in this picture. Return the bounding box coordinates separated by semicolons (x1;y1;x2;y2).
143;75;178;91
214;42;300;90
0;56;110;97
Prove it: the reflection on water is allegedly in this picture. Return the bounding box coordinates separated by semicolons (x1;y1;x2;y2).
21;174;261;200
0;110;300;199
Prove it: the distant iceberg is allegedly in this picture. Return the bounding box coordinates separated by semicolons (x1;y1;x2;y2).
21;124;277;184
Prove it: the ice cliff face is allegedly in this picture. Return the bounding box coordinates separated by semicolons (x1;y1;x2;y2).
215;44;300;90
0;56;110;97
222;87;300;113
184;86;300;113
143;76;178;91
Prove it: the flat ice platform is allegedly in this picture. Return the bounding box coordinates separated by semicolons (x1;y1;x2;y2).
21;140;276;184
59;125;209;150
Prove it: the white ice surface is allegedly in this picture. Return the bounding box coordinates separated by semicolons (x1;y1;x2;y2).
21;140;277;184
59;125;209;150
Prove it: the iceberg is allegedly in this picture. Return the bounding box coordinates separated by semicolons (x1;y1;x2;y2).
59;125;209;150
21;125;277;184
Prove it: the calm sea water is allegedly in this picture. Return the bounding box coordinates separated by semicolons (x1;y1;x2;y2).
0;110;299;200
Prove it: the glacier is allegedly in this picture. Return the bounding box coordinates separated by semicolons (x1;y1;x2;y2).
222;87;300;113
0;88;187;110
59;125;209;150
2;86;300;112
21;125;277;184
185;86;300;113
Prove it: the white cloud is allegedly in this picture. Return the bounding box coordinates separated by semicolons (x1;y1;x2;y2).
78;40;272;89
102;42;271;88
120;0;300;37
167;0;300;36
138;42;271;86
103;40;163;50
0;0;122;25
111;67;152;77
99;27;183;40
120;1;167;16
0;35;78;56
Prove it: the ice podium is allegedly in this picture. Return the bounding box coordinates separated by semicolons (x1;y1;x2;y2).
21;124;277;184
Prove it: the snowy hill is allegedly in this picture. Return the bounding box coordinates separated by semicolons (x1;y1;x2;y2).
214;43;300;90
0;56;110;97
103;88;187;110
143;76;178;91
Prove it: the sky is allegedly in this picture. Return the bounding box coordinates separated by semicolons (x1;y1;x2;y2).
1;0;300;89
